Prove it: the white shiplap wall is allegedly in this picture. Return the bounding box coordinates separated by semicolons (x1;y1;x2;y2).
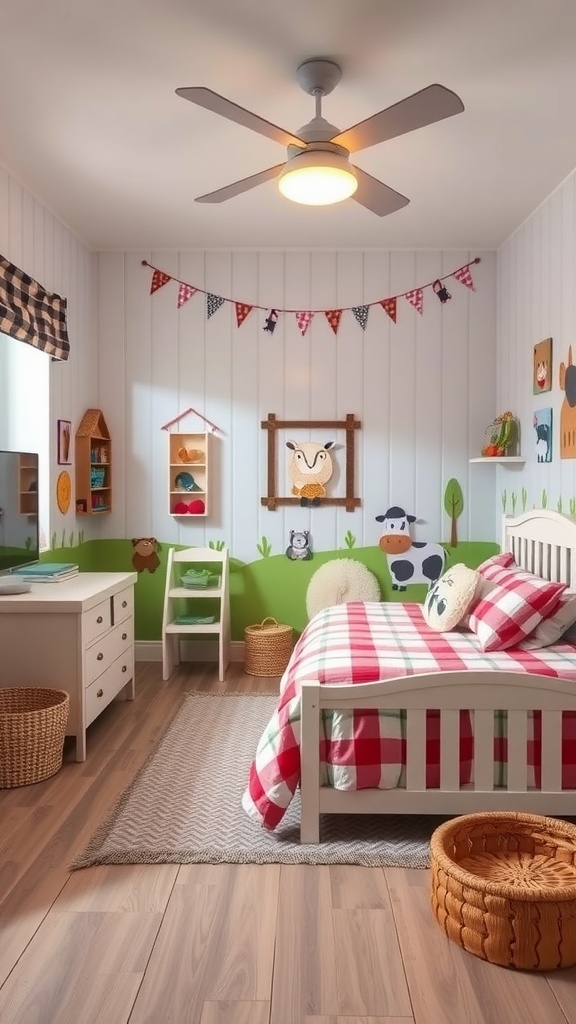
498;169;576;517
98;249;497;563
0;160;98;541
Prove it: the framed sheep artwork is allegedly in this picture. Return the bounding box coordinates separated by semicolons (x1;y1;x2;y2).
533;337;552;395
533;408;553;463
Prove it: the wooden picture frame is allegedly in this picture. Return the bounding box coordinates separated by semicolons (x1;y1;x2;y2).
261;413;361;512
57;419;72;465
533;338;552;395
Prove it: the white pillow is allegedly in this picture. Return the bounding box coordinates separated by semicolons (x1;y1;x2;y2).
518;589;576;649
423;564;481;632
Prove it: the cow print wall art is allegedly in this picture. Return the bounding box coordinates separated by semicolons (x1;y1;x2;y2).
534;408;553;463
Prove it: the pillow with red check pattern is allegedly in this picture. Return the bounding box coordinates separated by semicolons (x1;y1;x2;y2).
476;552;516;580
518;589;576;649
468;566;567;651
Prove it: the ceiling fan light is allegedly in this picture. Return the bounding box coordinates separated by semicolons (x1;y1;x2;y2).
278;151;357;206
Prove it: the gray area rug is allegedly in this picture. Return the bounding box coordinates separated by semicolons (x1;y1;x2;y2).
71;692;446;870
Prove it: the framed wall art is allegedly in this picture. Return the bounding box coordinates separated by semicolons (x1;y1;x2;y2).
533;338;552;394
57;419;72;465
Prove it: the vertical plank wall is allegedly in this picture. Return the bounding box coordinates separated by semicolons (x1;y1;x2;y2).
98;249;497;564
498;167;576;516
0;160;98;541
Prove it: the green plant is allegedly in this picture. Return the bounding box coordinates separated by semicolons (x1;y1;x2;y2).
25;536;32;550
557;496;563;514
256;536;272;558
501;489;507;513
521;487;528;512
511;492;517;514
209;539;225;551
78;530;85;545
344;530;356;549
542;489;548;509
51;532;57;550
61;529;66;547
571;498;576;518
69;531;75;547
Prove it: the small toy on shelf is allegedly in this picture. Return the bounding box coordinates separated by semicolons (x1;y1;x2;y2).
481;411;519;457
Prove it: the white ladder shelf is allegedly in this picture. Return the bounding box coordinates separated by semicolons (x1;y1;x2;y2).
162;546;230;682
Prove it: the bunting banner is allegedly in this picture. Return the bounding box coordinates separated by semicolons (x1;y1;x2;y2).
380;297;397;323
325;309;342;335
235;301;253;328
296;311;313;336
150;269;171;295
206;293;225;319
142;256;480;335
352;305;369;331
453;266;475;291
177;283;197;308
405;288;423;316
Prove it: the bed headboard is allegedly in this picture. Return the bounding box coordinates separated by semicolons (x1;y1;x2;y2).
502;510;576;589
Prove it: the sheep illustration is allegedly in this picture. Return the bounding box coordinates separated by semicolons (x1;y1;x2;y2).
286;440;335;507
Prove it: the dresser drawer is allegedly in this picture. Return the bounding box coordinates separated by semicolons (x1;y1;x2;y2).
85;619;133;686
83;598;112;645
113;586;133;625
85;650;134;728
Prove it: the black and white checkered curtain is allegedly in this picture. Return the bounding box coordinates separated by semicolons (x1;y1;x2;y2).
0;254;70;361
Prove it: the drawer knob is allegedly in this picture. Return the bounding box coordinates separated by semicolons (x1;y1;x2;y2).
97;688;103;698
122;600;127;608
97;615;103;624
122;632;127;640
97;652;104;661
122;664;128;673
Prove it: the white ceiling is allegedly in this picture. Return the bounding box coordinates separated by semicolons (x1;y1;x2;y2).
2;0;576;251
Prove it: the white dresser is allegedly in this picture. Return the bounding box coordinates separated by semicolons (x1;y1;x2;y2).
0;572;137;761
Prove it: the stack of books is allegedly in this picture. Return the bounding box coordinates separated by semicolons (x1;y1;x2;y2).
12;562;79;583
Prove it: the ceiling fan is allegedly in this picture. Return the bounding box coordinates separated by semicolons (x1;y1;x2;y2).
176;59;464;217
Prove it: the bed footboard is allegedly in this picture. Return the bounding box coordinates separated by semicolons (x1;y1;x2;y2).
299;672;576;843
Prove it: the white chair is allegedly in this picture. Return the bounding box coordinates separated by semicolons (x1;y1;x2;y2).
162;546;230;681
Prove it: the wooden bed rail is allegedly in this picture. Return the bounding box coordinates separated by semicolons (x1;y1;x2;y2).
300;673;576;843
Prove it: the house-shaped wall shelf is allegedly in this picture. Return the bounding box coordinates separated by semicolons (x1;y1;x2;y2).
75;408;112;515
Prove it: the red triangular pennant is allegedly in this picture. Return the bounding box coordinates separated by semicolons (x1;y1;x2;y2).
453;265;476;291
405;288;423;315
235;302;253;328
150;269;171;295
177;283;197;308
324;309;342;335
380;297;397;324
296;311;313;336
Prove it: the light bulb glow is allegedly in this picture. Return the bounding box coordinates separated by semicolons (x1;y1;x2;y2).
278;151;357;206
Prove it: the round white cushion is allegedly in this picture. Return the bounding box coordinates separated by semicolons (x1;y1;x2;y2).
306;559;381;619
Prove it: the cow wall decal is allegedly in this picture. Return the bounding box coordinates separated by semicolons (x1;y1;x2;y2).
375;506;448;591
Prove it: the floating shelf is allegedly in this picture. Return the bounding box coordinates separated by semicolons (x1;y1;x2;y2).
469;457;525;464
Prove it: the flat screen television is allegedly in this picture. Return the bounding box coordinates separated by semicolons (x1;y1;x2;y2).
0;450;40;574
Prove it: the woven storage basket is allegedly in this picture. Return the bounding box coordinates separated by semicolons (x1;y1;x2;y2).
244;617;293;677
0;687;70;788
430;811;576;971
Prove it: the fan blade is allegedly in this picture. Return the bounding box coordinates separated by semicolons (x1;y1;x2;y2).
352;167;409;217
331;84;464;154
195;164;285;203
176;87;306;149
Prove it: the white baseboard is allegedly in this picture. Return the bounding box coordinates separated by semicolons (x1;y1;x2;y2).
135;640;245;664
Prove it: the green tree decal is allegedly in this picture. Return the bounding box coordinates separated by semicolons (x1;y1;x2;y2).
444;478;464;548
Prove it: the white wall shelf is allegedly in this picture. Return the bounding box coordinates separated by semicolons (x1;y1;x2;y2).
469;457;525;464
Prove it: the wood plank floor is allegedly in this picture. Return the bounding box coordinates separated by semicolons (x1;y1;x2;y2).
1;661;575;1024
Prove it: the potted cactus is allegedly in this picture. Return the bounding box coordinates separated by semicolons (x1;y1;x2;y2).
481;411;519;457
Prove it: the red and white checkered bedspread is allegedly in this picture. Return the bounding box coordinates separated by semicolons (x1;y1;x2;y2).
242;601;576;830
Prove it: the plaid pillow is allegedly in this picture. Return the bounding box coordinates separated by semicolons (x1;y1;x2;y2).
476;552;516;580
469;568;567;651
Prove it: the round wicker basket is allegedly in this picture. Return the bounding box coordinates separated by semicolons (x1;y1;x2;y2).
244;617;293;677
0;687;70;788
430;811;576;971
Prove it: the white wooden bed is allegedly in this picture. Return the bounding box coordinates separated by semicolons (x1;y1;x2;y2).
299;510;576;842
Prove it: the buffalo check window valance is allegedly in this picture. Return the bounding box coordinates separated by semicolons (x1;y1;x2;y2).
0;254;69;361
